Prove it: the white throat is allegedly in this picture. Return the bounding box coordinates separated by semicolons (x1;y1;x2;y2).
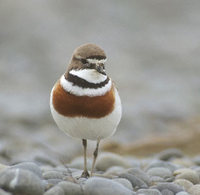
69;69;107;84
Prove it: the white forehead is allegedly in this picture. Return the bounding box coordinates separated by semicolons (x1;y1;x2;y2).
87;58;107;64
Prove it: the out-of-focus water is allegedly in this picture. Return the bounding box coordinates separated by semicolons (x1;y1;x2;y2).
0;0;200;161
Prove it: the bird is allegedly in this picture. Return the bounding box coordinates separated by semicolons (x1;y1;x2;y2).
50;43;122;177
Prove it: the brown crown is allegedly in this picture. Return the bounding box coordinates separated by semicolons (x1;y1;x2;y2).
66;43;106;72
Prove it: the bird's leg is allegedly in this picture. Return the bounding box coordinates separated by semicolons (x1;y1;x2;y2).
91;139;100;177
81;139;90;178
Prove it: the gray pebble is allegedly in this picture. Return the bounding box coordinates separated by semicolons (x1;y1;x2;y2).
152;182;183;193
174;179;193;191
161;189;174;195
156;149;183;161
0;168;44;195
137;189;162;195
44;185;65;195
150;176;165;183
47;179;62;185
43;170;64;180
84;177;135;195
34;154;59;167
174;168;200;184
11;162;42;178
119;173;148;189
188;184;200;195
105;166;125;176
126;168;151;186
69;157;92;170
176;192;190;195
58;181;83;195
96;153;131;171
193;156;200;166
145;160;178;172
147;167;172;179
0;188;12;195
113;178;133;190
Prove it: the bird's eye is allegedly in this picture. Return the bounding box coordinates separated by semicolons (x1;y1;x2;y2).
81;59;87;64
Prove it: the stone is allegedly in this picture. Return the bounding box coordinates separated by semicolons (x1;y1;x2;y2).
11;162;42;178
58;181;83;195
34;154;59;167
174;168;200;184
188;184;200;195
0;188;12;195
174;179;193;191
105;166;125;176
150;176;165;183
119;173;148;189
46;178;62;186
156;148;183;161
152;182;183;193
147;167;172;179
43;170;64;180
161;189;174;195
113;178;133;190
145;160;178;172
176;192;190;195
44;185;65;195
137;189;162;195
193;156;200;166
171;158;194;167
0;164;9;174
0;168;44;195
84;177;135;195
96;153;131;171
126;168;151;186
69;157;92;170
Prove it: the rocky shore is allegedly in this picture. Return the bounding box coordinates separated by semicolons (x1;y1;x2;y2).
0;149;200;195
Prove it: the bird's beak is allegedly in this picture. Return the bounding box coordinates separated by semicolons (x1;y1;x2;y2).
95;64;105;75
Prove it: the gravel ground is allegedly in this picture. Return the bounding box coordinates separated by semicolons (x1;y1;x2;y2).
0;148;200;195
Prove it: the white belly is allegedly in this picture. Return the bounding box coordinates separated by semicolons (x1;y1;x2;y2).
50;88;122;141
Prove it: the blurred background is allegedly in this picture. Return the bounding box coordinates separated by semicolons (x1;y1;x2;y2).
0;0;200;164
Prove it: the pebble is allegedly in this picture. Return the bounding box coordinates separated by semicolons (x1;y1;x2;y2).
0;168;44;195
113;178;133;190
58;181;83;195
119;173;148;189
137;189;162;195
44;185;65;195
126;168;151;186
176;192;190;195
150;176;165;183
0;188;12;195
171;158;194;167
174;179;193;191
145;160;178;172
69;157;92;170
0;164;9;174
105;166;125;175
174;168;200;184
147;167;172;179
34;154;59;167
84;177;135;195
46;178;62;186
43;170;64;180
193;156;200;166
96;153;131;171
156;148;183;161
161;189;174;195
11;162;42;178
152;182;183;193
188;184;200;195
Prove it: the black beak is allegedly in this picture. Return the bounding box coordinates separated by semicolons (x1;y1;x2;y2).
95;64;106;75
